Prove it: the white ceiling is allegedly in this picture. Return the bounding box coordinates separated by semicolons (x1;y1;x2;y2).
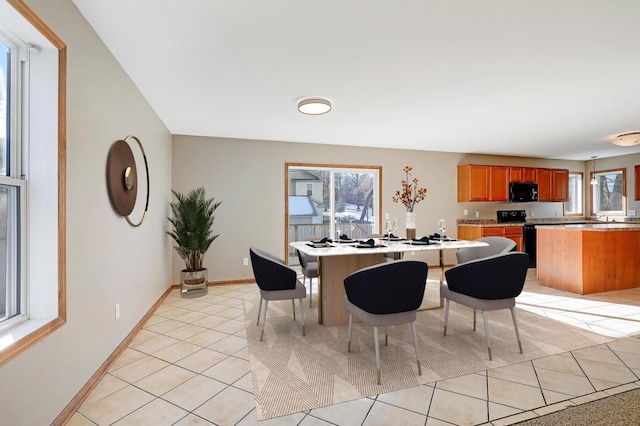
71;0;640;160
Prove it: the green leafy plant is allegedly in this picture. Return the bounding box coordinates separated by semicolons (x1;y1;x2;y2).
167;187;222;272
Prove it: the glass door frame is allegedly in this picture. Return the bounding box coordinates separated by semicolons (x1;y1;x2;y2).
285;162;382;264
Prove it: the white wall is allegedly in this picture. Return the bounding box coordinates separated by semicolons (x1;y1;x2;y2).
0;1;172;424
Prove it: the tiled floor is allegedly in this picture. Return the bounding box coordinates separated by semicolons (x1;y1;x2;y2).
68;272;640;426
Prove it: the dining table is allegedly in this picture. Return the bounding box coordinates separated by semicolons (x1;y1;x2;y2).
290;237;489;326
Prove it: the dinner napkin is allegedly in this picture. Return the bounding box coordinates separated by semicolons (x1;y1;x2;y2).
359;238;376;247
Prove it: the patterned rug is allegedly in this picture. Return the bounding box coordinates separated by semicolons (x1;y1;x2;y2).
243;282;614;421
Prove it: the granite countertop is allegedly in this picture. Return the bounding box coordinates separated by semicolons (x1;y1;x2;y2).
536;223;640;231
457;222;524;228
457;218;640;227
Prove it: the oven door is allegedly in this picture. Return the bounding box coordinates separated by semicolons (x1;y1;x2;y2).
523;224;537;268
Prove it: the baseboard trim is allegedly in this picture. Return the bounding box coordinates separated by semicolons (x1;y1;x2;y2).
52;286;174;425
171;278;255;288
54;279;255;425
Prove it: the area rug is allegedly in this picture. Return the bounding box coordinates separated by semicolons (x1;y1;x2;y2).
243;282;614;421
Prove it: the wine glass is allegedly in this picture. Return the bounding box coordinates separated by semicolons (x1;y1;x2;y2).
385;220;393;241
393;218;399;238
437;219;447;240
349;220;355;240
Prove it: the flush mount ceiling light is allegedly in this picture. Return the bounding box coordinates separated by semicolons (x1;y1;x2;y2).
298;98;332;115
610;131;640;147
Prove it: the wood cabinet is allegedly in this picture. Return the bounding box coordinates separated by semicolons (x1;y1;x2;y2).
537;168;553;201
489;166;509;202
504;227;523;252
552;169;569;201
457;225;523;252
457;164;508;202
458;164;489;202
537;226;640;294
509;167;537;183
538;168;569;202
459;164;568;203
635;165;640;201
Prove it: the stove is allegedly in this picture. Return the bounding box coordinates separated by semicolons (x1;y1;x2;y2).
497;210;527;224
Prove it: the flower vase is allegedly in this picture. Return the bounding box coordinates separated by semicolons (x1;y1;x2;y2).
406;211;416;240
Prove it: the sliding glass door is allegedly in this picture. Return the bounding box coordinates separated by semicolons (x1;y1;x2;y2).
286;163;381;266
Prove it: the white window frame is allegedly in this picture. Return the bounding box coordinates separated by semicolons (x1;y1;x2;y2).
0;14;29;332
563;172;583;216
591;168;626;217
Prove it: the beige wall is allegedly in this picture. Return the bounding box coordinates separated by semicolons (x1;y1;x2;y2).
0;1;173;424
172;136;640;282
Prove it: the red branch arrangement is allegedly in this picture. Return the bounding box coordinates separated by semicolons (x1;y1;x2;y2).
392;166;428;212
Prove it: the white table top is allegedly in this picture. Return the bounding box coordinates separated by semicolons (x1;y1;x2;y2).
290;238;488;257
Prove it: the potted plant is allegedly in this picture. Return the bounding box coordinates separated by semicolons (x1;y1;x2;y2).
167;187;222;298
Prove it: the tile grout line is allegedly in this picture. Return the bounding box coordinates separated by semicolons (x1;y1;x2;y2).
73;285;640;425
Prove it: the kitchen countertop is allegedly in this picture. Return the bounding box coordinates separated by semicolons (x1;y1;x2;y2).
536;223;640;231
457;223;524;228
457;218;640;227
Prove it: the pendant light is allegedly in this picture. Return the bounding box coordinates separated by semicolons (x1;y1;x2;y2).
590;156;598;186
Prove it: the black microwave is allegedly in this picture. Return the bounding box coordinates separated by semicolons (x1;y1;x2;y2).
509;182;538;202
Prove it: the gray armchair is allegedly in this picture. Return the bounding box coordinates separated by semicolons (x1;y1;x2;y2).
455;236;516;264
343;260;428;384
442;251;529;360
250;247;306;341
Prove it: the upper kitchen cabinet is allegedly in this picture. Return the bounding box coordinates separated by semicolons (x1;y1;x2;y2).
490;166;509;201
538;168;569;202
459;164;569;203
458;164;509;202
509;167;537;183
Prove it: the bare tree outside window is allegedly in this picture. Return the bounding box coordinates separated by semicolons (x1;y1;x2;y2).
591;169;626;216
286;164;381;266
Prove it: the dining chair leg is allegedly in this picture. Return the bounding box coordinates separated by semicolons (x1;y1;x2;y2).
309;277;313;308
260;300;269;342
347;313;353;352
411;321;421;375
473;308;477;331
373;326;381;385
299;298;305;336
292;299;296;321
384;326;388;346
443;299;450;336
256;298;263;326
482;310;492;361
510;307;523;354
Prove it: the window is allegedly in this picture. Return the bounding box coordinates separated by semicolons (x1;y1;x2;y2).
0;0;66;366
0;24;26;329
564;172;583;215
286;164;381;264
591;168;626;216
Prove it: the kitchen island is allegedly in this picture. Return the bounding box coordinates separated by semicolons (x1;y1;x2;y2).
537;223;640;294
